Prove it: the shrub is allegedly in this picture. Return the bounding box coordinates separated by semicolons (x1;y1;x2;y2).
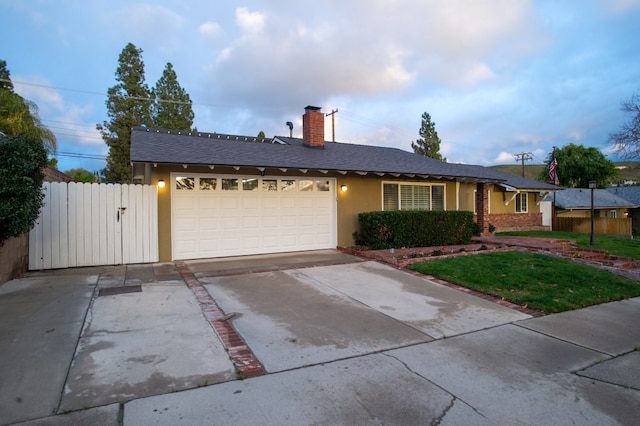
0;134;48;244
358;210;475;249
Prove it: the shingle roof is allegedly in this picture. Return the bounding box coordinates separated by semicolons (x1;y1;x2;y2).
130;127;556;189
456;164;560;191
553;188;638;209
606;186;640;205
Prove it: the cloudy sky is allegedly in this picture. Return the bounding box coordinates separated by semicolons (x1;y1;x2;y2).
2;0;639;173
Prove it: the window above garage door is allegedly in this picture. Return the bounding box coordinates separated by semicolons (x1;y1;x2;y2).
173;175;332;193
171;173;336;260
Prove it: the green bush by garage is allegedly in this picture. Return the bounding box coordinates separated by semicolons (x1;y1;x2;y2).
357;210;475;249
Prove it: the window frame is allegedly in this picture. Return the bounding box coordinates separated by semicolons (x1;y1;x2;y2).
171;173;335;194
382;181;446;211
515;192;528;213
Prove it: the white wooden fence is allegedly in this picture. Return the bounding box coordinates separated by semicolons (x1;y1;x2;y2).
29;182;158;270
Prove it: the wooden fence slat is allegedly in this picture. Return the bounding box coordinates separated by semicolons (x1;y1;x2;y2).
150;185;158;262
29;182;158;270
105;184;115;265
82;183;93;266
68;182;78;267
90;183;101;266
553;216;632;237
58;182;69;268
134;185;144;263
41;183;53;270
120;184;130;264
98;183;108;265
47;182;61;268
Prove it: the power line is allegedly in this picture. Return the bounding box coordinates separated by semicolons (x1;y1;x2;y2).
7;78;423;144
54;151;107;160
513;151;533;177
4;78;287;111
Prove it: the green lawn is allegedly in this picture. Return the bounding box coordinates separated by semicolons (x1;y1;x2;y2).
409;251;640;313
498;230;640;260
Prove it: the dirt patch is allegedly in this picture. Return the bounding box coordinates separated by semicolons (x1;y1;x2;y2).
340;243;509;268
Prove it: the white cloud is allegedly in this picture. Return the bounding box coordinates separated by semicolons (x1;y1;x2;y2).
55;105;103;147
235;7;266;34
13;75;64;113
199;21;222;43
200;0;544;112
105;3;186;50
494;151;516;163
11;76;102;147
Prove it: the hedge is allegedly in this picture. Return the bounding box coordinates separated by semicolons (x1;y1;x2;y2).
0;134;47;245
357;210;475;249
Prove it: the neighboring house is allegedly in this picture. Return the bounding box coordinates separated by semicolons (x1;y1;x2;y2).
606;186;640;230
552;188;637;219
130;106;558;262
43;166;73;183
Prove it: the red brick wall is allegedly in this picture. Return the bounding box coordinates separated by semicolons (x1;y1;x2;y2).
0;234;29;285
475;183;489;235
303;107;325;147
487;212;549;233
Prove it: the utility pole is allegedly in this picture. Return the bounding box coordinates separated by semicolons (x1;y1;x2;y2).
513;152;533;177
326;109;338;142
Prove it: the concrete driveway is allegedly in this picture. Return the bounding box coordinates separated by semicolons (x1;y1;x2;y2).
1;250;639;425
196;256;530;372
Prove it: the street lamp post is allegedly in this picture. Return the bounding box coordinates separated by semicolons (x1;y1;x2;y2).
589;180;596;245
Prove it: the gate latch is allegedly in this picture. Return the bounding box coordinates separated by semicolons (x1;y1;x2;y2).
116;207;127;222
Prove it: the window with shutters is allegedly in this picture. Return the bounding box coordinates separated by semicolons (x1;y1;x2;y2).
382;182;445;211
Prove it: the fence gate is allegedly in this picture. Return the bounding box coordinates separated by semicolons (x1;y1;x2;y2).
29;182;158;270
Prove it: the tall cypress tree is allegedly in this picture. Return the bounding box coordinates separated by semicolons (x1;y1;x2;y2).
411;112;445;161
98;43;152;183
152;63;194;131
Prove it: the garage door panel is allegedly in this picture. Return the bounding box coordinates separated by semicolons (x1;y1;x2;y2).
199;239;219;253
242;216;259;228
242;237;260;250
262;199;278;209
221;198;240;209
200;219;219;232
175;218;197;232
173;175;335;260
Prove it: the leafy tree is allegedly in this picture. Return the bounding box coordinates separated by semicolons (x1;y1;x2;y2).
65;168;97;183
0;134;48;244
411;112;446;161
98;43;152;183
538;143;617;188
152;62;194;131
610;92;640;158
257;131;266;138
0;60;57;154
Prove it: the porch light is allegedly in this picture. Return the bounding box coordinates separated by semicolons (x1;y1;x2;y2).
158;179;166;189
341;185;348;192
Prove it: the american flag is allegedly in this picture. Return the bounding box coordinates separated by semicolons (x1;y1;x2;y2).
549;157;559;185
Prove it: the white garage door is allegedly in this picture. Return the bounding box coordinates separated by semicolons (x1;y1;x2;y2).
171;173;337;260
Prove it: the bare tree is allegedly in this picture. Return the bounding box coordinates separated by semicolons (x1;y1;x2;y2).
610;92;640;158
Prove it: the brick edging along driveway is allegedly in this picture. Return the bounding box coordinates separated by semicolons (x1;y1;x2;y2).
174;261;266;378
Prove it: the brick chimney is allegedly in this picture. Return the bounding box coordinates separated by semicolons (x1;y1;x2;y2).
302;106;325;148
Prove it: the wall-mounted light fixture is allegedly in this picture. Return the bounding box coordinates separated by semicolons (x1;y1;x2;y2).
341;184;348;192
158;179;166;189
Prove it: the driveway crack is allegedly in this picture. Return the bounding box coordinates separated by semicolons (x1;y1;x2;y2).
382;352;487;424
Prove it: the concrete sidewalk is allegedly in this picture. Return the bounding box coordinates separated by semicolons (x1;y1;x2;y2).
1;251;639;425
123;297;640;425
